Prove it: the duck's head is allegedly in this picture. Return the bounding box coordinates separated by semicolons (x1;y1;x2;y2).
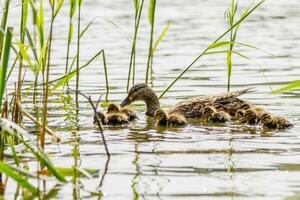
107;103;120;114
261;113;273;124
121;83;160;117
154;108;167;121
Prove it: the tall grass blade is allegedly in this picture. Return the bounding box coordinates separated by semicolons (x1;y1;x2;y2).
145;0;156;84
0;162;38;194
153;20;172;52
273;80;300;94
0;27;13;110
0;0;10;57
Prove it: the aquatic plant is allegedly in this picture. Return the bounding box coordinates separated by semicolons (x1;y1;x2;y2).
160;0;266;98
127;0;145;91
274;80;300;93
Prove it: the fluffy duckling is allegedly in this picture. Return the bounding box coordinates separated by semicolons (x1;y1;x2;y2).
261;113;293;129
94;111;129;126
202;106;230;123
107;103;137;121
238;109;259;125
154;108;187;127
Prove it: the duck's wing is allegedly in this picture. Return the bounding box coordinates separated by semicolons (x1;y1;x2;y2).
169;87;254;117
212;87;254;104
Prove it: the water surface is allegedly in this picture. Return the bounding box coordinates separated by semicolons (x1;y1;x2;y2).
4;0;300;199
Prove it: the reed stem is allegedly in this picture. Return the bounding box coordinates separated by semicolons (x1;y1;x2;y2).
127;0;145;92
145;0;156;84
41;4;55;149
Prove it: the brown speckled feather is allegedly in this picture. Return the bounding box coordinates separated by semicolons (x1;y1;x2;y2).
169;88;254;118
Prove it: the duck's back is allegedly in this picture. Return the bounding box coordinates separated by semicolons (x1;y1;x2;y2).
169;88;253;118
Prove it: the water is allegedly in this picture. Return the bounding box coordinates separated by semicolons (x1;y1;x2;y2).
4;0;300;199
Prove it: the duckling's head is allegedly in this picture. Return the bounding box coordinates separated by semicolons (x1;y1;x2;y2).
244;109;256;118
107;103;120;114
202;106;215;116
235;109;245;118
121;83;160;117
154;108;167;121
94;112;106;125
240;102;252;110
261;113;273;124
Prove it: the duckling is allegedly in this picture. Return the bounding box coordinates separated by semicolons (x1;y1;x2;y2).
261;113;293;129
202;106;230;123
94;111;129;126
121;83;253;117
209;111;230;123
107;103;137;121
154;108;187;127
238;109;259;125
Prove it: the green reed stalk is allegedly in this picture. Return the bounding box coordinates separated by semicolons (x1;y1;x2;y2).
102;51;110;102
0;27;13;182
127;0;145;92
145;0;156;84
41;3;55;149
75;0;82;122
65;0;76;74
0;27;13;110
15;0;28;125
159;0;265;98
226;0;238;91
0;0;10;57
72;135;80;199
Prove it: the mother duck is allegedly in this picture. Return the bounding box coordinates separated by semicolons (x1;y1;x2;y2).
120;83;254;118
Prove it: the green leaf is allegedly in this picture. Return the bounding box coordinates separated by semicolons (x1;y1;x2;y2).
148;0;155;25
29;0;37;25
208;41;233;49
273;80;300;94
153;20;172;52
0;27;13;110
53;0;64;18
25;27;39;62
0;161;38;194
51;69;76;91
68;23;74;44
37;0;44;49
133;0;139;12
49;0;54;8
21;0;28;35
15;43;36;72
69;0;77;18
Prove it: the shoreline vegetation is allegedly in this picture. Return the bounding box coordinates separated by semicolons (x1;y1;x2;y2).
0;0;297;198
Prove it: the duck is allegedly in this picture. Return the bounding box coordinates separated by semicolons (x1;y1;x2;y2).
94;111;130;126
154;108;187;127
201;106;230;123
261;113;293;129
121;83;252;119
107;103;138;121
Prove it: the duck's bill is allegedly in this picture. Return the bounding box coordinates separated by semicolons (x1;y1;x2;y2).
120;97;130;107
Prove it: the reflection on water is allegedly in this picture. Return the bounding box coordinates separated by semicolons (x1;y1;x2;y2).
3;0;300;199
